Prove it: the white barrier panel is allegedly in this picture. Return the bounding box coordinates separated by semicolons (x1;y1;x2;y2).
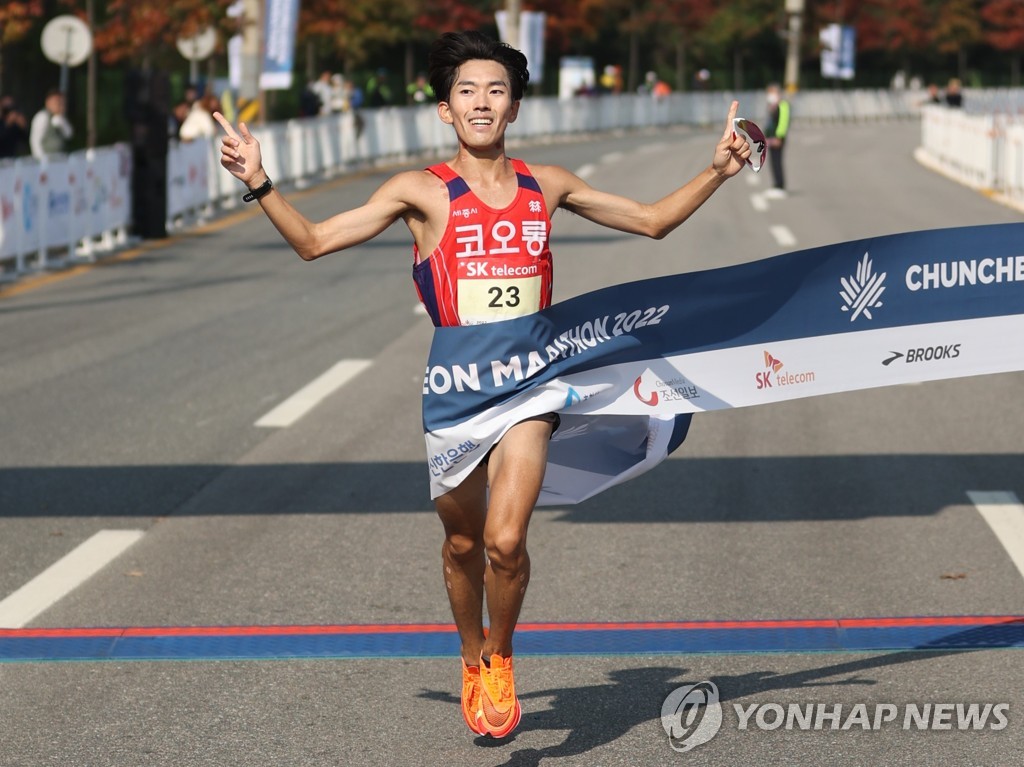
0;162;22;265
1003;123;1024;206
167;138;213;225
918;104;1024;205
18;161;44;267
0;145;131;274
41;157;74;255
921;106;998;189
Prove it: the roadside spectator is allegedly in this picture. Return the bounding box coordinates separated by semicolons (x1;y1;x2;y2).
639;71;671;99
924;83;943;105
344;78;364;110
598;64;623;94
0;95;29;159
945;78;963;108
29;89;73;159
310;71;332;115
178;92;217;141
764;82;791;199
366;68;394;107
406;72;435;104
328;74;348;112
299;79;322;117
202;93;222;119
171;101;191;138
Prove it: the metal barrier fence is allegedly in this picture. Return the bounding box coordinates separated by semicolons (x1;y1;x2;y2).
0;145;132;277
4;87;1024;283
916;102;1024;210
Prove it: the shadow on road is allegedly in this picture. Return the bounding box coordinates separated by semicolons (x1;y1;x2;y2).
418;620;1023;766
2;453;1020;521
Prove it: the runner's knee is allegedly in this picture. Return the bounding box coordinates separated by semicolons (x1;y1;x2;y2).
484;527;527;571
444;531;483;562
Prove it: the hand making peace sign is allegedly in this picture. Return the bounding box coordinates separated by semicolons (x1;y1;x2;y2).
213;111;265;187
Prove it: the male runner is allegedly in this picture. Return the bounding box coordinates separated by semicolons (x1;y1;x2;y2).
215;30;750;739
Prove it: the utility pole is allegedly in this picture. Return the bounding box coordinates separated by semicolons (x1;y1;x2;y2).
86;0;97;148
784;0;804;93
241;0;263;120
505;0;521;50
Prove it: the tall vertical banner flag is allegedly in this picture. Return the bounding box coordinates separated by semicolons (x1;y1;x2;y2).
496;11;547;86
820;23;856;81
422;224;1024;506
260;0;300;90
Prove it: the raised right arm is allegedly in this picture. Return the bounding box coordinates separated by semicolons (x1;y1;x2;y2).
214;112;415;261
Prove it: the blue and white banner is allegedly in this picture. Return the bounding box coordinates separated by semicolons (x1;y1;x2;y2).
496;10;547;86
821;23;856;81
260;0;300;90
422;223;1024;505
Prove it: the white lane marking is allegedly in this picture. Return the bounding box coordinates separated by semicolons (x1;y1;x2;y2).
576;163;596;179
0;530;144;628
255;359;372;428
413;303;428;316
637;142;667;154
750;193;768;212
770;225;797;247
600;151;624;164
967;491;1024;580
745;171;761;186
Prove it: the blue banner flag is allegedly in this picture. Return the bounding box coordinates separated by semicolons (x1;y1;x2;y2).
422;223;1024;504
260;0;300;90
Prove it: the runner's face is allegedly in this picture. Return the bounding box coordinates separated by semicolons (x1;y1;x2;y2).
439;59;519;148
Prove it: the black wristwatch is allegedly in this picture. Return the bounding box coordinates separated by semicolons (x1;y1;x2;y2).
243;177;273;202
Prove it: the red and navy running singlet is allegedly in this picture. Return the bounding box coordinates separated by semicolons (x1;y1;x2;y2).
413;159;553;327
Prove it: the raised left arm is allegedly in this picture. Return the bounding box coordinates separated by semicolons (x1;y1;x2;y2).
546;100;750;240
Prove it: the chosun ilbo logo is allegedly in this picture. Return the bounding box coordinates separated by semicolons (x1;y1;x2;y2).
661;681;723;752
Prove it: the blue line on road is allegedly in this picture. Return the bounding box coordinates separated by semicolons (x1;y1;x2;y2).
2;617;1022;662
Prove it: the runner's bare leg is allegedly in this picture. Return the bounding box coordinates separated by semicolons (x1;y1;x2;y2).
480;419;550;659
435;463;488;666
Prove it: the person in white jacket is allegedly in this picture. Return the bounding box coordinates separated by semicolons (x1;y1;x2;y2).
178;95;218;142
29;90;73;159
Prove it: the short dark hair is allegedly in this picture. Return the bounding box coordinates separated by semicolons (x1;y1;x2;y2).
428;31;529;104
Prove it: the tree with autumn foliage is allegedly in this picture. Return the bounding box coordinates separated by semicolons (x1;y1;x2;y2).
931;0;984;80
981;0;1024;85
640;0;716;91
853;0;934;78
0;1;43;94
299;0;492;97
702;0;781;90
58;0;236;67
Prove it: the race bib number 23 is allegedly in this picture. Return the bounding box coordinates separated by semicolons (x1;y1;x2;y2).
457;258;543;325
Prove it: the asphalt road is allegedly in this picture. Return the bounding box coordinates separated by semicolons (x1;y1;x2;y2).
1;116;1023;766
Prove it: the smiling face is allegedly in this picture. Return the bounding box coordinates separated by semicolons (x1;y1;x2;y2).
438;59;520;153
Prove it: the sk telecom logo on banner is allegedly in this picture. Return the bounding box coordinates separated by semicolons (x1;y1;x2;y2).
757;351;816;390
840;252;886;321
756;351;784;389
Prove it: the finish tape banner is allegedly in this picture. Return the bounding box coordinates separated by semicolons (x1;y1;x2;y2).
422;223;1024;505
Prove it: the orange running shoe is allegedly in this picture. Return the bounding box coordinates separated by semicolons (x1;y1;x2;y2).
477;652;522;738
461;659;487;735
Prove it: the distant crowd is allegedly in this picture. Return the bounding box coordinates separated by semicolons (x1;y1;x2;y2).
299;68;435;117
924;77;965;108
0;89;73;160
